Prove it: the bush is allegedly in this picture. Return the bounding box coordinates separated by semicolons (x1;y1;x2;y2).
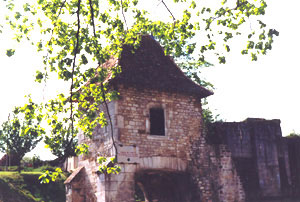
33;165;58;172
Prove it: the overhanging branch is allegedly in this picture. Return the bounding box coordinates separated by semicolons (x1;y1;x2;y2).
70;0;81;137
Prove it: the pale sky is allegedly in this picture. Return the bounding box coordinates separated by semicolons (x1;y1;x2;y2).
0;0;299;160
201;0;300;136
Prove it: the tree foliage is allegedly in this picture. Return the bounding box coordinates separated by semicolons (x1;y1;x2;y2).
2;0;278;163
43;95;78;163
39;167;63;183
97;156;121;174
0;98;45;170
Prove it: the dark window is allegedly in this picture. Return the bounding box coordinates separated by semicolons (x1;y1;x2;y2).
150;108;165;136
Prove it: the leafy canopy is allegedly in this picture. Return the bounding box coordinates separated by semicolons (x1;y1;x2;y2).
2;0;278;164
43;94;78;163
0;97;45;165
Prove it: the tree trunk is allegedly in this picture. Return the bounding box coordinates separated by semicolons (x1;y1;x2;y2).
5;154;8;171
12;154;23;173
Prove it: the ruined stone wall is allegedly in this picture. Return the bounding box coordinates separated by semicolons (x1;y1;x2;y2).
286;136;300;196
68;86;245;202
217;145;245;201
250;120;282;197
115;86;245;202
74;101;118;201
210;119;292;200
189;133;245;202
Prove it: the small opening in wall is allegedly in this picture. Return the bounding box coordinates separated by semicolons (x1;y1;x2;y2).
150;108;165;136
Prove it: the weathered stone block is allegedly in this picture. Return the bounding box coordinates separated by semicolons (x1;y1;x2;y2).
124;164;137;173
117;145;139;164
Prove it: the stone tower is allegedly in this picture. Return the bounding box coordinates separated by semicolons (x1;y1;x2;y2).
65;35;245;202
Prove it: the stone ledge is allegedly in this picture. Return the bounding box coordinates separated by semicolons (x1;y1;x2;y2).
139;156;187;171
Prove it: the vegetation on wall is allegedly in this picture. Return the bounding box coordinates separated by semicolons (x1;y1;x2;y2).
286;132;300;138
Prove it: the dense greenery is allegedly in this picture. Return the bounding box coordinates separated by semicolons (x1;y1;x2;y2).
0;170;66;202
0;98;44;171
2;0;278;173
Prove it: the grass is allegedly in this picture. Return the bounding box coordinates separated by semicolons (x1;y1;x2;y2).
0;168;66;202
0;166;18;172
0;172;36;202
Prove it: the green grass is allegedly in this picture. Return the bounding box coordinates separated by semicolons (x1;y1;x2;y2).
0;166;18;172
0;170;66;202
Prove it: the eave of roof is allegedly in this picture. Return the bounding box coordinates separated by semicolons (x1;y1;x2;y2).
64;166;84;184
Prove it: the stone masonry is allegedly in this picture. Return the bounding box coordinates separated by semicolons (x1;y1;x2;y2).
210;118;300;201
64;35;245;202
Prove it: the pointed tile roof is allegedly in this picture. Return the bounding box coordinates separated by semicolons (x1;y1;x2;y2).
108;35;213;99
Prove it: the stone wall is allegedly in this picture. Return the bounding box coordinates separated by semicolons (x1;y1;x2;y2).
210;118;293;200
115;86;244;202
189;133;245;202
71;100;118;201
108;86;205;202
286;136;300;196
65;86;245;202
115;85;203;160
216;145;245;201
64;84;300;202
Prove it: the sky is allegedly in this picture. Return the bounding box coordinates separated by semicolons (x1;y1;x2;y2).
201;0;300;135
0;0;299;160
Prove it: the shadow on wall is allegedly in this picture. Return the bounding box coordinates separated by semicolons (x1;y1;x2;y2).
65;167;97;202
134;169;200;202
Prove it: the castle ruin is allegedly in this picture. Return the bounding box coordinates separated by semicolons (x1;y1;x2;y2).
64;36;300;202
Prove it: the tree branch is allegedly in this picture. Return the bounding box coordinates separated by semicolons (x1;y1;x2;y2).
121;0;128;31
41;1;67;93
161;0;176;22
48;0;67;45
211;0;243;21
89;0;97;39
70;0;81;137
101;83;118;159
89;0;101;66
89;0;118;159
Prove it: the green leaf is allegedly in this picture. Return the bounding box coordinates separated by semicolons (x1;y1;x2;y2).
259;33;265;40
81;54;88;65
218;56;226;64
251;53;257;61
225;45;230;52
190;1;196;9
241;50;248;55
14;12;21;20
35;71;44;83
6;49;15;57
